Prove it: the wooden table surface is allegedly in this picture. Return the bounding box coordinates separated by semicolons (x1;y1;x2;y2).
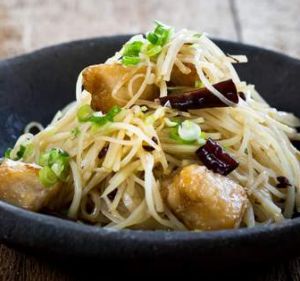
0;0;300;280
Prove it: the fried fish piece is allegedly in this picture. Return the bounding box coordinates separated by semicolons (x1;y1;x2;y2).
83;64;159;112
0;159;63;211
162;164;248;230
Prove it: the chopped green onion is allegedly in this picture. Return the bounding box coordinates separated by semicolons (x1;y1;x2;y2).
38;148;70;186
147;21;172;47
51;160;68;181
39;166;58;188
39;148;69;167
71;127;81;137
146;44;162;57
77;104;121;126
89;105;121;125
195;80;204;88
123;41;143;57
178;120;201;141
49;149;69;166
147;32;159;45
4;145;27;160
39;152;50;167
200;131;207;139
169;120;205;145
89;115;108;126
197;131;207;146
16;145;26;159
77;104;93;122
169;126;195;145
122;56;140;66
4;148;12;159
23;144;33;160
106;105;122;121
121;41;143;66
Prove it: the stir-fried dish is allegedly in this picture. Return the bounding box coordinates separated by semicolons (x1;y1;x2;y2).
1;22;300;231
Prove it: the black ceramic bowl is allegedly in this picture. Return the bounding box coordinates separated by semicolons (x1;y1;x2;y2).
0;35;300;263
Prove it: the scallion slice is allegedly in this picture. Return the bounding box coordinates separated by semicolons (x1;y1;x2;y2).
147;21;172;47
38;148;70;187
4;148;12;159
89;105;121;125
3;145;27;160
122;56;140;66
121;41;143;66
178;120;201;142
77;104;93;122
169;126;195;145
146;44;162;57
39;166;58;188
123;41;143;57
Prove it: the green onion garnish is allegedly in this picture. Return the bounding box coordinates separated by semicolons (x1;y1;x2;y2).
38;148;70;187
121;41;143;66
169;120;206;145
147;21;172;47
4;148;12;159
178;120;201;142
122;56;140;66
4;145;27;160
146;44;162;57
169;126;195;145
71;127;81;137
78;105;122;126
147;32;159;45
77;104;93;122
51;160;68;181
89;105;121;125
123;41;143;57
23;144;33;160
120;21;172;66
39;166;58;188
106;105;122;120
16;145;26;159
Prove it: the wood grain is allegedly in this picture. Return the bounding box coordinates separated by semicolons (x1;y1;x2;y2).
0;0;237;59
0;0;300;280
235;0;300;58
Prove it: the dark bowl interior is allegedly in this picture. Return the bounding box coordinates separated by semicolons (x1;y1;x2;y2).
0;35;300;263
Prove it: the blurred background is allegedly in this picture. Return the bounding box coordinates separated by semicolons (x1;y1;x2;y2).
0;0;299;60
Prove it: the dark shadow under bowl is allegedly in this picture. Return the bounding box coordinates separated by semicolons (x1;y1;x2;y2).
0;35;300;263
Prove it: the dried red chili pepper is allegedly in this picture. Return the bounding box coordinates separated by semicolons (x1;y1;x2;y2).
159;79;239;111
196;138;239;176
276;176;291;188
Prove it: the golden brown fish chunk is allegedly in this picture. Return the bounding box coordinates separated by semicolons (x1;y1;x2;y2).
163;165;248;230
83;64;159;112
0;159;63;211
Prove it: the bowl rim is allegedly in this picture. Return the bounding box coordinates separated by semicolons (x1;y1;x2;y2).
1;199;300;240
